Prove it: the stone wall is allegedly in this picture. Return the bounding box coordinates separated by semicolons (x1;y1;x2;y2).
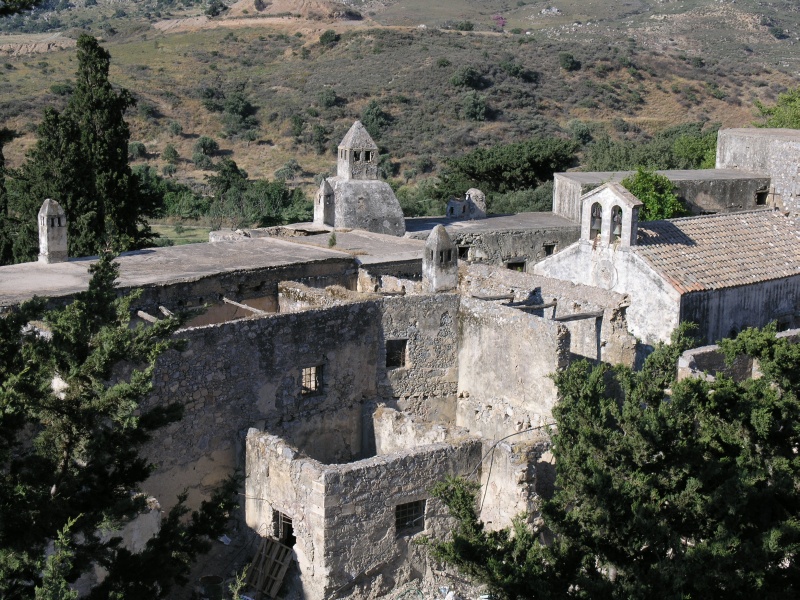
460;264;638;366
534;242;682;347
680;276;800;344
378;294;460;421
142;301;382;509
716;128;800;213
451;227;579;272
245;429;482;599
456;297;569;433
142;293;464;510
478;436;554;532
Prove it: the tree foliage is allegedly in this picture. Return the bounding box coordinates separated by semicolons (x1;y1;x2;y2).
431;322;800;599
436;137;577;201
5;35;158;264
756;87;800;129
585;122;718;171
0;255;238;598
0;0;41;16
620;167;686;221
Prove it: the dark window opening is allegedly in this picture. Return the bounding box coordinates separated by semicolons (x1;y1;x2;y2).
395;500;425;536
301;365;322;395
439;250;445;264
458;246;470;260
543;243;556;256
273;510;296;546
446;249;452;263
365;151;372;162
386;339;408;368
756;190;768;206
354;150;361;161
507;260;526;272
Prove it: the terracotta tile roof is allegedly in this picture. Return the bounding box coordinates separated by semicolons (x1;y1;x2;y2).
634;210;800;294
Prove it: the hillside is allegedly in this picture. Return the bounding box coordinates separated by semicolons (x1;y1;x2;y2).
0;0;798;199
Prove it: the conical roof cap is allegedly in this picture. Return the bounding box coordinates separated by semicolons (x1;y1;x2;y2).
339;121;378;150
38;198;66;218
425;224;455;250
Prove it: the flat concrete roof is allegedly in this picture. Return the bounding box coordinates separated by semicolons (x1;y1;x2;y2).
273;229;426;266
720;128;800;141
404;212;578;240
0;237;353;307
555;169;769;185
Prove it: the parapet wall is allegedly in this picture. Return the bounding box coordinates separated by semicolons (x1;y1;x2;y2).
716;128;800;213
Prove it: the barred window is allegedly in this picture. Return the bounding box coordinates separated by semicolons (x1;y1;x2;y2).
395;500;425;535
301;365;322;395
386;339;407;369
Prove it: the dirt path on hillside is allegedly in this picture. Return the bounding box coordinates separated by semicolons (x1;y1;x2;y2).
0;32;76;56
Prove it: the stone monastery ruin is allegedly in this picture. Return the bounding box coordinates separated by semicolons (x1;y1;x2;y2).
2;125;800;598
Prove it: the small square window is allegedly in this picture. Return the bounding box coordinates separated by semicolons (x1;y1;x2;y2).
543;243;556;256
458;246;470;260
395;499;425;535
301;365;322;395
386;339;407;368
507;260;526;272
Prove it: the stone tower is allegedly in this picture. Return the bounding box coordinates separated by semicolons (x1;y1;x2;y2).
38;198;68;264
423;225;458;293
314;121;406;236
337;121;379;181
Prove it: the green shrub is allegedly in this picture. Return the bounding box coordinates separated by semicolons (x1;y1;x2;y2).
558;52;580;71
319;30;340;46
620;168;685;220
450;65;483;88
162;144;179;164
128;141;147;160
460;91;487;121
194;136;218;156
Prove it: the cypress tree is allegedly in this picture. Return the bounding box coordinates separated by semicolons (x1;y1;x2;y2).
9;35;157;263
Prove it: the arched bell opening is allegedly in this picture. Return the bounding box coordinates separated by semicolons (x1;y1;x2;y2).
611;205;623;242
589;202;603;240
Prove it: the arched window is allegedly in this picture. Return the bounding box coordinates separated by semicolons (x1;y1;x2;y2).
590;202;603;240
611;205;622;241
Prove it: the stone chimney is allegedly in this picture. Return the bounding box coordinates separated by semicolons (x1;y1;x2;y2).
38;198;68;264
423;225;458;293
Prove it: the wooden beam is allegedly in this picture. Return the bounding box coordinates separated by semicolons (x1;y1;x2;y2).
136;310;158;323
222;297;268;315
471;294;515;301
514;301;558;311
158;305;174;317
553;311;604;322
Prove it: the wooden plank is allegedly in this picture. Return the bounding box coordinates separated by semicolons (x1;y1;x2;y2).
553;311;604;322
471;294;515;301
244;537;293;600
222;297;268;315
514;301;558;311
158;305;174;317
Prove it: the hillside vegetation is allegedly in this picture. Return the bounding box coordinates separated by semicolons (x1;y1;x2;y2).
0;0;798;226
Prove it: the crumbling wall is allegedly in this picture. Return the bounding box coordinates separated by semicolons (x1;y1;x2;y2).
245;431;327;598
677;327;800;382
457;297;569;432
246;430;482;599
478;436;554;532
372;406;469;454
461;264;637;366
278;281;365;313
318;439;482;597
451;227;579;271
378;295;460;422
142;301;381;509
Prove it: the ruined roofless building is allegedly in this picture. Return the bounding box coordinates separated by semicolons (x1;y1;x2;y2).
314;121;406;236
